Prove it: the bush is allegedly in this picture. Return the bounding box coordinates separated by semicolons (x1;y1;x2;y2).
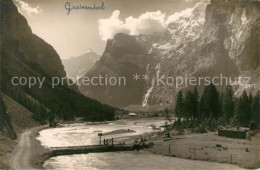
207;116;218;131
193;124;207;133
249;121;258;130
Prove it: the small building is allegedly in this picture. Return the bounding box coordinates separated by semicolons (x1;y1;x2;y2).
129;112;137;116
218;129;247;139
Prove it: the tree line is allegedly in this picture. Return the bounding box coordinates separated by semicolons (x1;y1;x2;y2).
2;58;116;125
174;83;260;131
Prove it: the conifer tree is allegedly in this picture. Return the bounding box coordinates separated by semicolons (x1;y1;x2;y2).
223;86;235;122
251;91;260;128
191;86;199;120
184;90;193;121
175;90;184;122
199;94;206;119
203;83;220;119
236;90;251;126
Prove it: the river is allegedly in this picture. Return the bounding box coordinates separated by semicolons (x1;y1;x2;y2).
37;119;243;169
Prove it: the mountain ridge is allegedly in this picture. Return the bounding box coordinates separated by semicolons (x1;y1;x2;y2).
79;0;260;109
63;50;100;80
0;0;116;135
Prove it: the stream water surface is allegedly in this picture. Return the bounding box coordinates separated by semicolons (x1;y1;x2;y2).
37;119;243;170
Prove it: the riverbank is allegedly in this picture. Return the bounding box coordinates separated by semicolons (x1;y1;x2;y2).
5;121;260;169
0;94;41;169
144;131;260;169
6;120;137;169
8;126;51;169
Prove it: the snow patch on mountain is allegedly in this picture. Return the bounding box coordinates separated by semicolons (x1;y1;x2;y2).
99;0;209;42
166;0;209;49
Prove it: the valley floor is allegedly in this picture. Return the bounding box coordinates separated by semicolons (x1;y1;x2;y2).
145;131;260;169
2;120;260;169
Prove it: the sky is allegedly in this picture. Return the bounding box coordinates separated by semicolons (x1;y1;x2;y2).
13;0;199;59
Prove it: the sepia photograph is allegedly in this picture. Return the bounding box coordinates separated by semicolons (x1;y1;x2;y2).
0;0;260;169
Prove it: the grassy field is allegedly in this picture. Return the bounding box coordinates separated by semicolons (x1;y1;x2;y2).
146;131;260;169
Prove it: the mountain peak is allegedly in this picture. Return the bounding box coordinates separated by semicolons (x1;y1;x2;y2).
63;51;100;79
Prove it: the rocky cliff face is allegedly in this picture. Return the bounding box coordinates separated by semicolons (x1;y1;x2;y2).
0;95;16;139
0;0;65;77
0;0;115;124
79;33;156;108
78;0;207;108
144;0;260;107
80;0;260;109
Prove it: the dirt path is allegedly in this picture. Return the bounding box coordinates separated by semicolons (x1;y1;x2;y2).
10;129;34;169
9;126;50;169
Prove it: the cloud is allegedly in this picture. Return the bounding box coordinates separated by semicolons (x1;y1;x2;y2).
98;0;209;41
166;7;193;24
15;0;41;16
99;10;130;41
99;10;167;41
